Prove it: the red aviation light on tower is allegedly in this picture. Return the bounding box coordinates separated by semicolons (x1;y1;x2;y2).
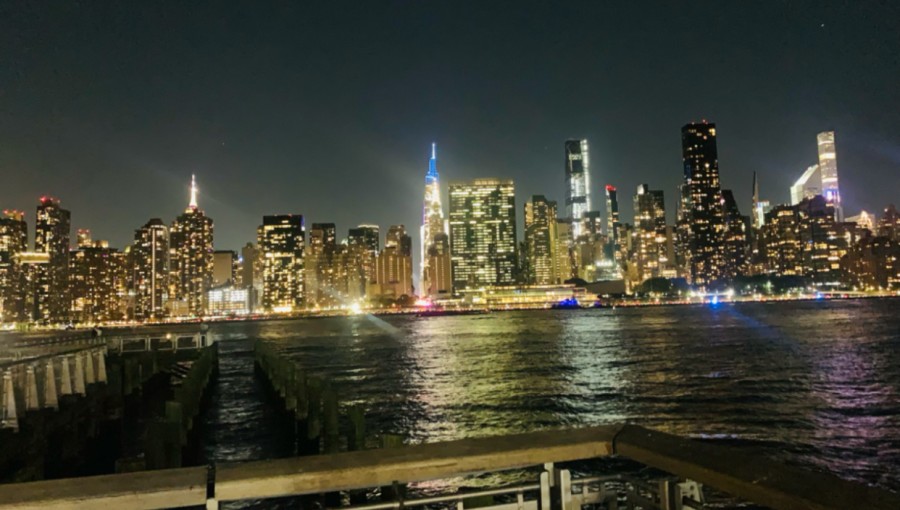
605;185;617;192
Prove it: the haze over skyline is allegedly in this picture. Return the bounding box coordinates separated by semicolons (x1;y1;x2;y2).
2;1;899;257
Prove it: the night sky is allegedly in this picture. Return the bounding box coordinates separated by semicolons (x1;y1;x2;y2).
2;2;899;266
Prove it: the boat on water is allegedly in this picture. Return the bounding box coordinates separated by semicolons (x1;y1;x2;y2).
551;297;581;310
416;308;491;317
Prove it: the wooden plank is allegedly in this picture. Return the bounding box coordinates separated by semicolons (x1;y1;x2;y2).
613;424;900;510
215;425;621;501
0;466;208;510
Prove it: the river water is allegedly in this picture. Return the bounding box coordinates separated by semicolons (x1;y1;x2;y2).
199;298;900;503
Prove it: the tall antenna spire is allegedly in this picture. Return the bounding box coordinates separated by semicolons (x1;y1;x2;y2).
431;142;436;160
189;174;198;209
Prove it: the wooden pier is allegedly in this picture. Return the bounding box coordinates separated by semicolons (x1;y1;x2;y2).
0;424;897;510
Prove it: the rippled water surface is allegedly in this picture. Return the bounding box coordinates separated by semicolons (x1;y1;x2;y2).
201;298;900;495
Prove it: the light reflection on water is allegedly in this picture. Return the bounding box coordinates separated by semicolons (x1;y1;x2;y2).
201;298;900;498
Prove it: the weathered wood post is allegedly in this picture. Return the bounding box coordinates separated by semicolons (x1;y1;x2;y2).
303;376;323;455
380;434;407;502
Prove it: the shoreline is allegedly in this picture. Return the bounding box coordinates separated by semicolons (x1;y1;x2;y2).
4;292;895;335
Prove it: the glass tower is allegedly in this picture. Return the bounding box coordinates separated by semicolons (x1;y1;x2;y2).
565;140;591;237
449;178;517;291
817;131;842;222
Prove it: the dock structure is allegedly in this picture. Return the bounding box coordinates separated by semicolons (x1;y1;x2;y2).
0;424;897;510
0;328;217;481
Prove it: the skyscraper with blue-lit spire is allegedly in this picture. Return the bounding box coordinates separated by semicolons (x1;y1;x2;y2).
420;143;449;296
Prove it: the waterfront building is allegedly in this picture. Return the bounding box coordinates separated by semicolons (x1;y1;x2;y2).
0;211;28;322
841;236;900;290
554;219;576;283
348;224;379;297
877;204;900;241
169;176;214;316
448;284;589;309
679;122;726;286
35;197;71;323
721;189;749;279
633;185;668;284
258;215;305;313
763;205;802;277
524;196;558;285
305;223;340;308
369;225;413;300
420;143;448;295
69;239;126;323
425;232;452;299
16;251;50;322
212;250;236;287
797;196;843;287
448;178;517;291
132;219;169;320
565;140;591;237
207;284;251;315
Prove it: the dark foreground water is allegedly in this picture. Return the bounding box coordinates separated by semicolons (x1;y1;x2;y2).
200;298;900;501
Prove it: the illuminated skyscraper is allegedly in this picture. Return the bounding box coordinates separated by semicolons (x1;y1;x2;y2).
790;132;842;222
132;218;169;320
633;185;667;283
605;185;621;263
259;215;305;312
348;224;379;297
70;239;126;322
763;206;802;277
0;210;28;322
817;131;842;222
524;196;558;285
35;196;71;322
170;175;214;316
565;140;591;237
679;122;725;286
420;143;447;296
305;222;340;308
449;179;518;291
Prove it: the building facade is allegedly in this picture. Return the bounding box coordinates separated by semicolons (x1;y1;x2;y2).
420;143;448;296
35;197;71;322
449;179;518;291
524;196;558;285
70;240;126;323
169;176;214;316
132;218;169;320
259;215;305;312
0;211;27;322
679;122;725;286
565;140;591;237
633;185;668;283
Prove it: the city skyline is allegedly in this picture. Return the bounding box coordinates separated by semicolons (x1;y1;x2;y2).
2;3;900;259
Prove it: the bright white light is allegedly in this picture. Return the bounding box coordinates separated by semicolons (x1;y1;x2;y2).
349;302;363;315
